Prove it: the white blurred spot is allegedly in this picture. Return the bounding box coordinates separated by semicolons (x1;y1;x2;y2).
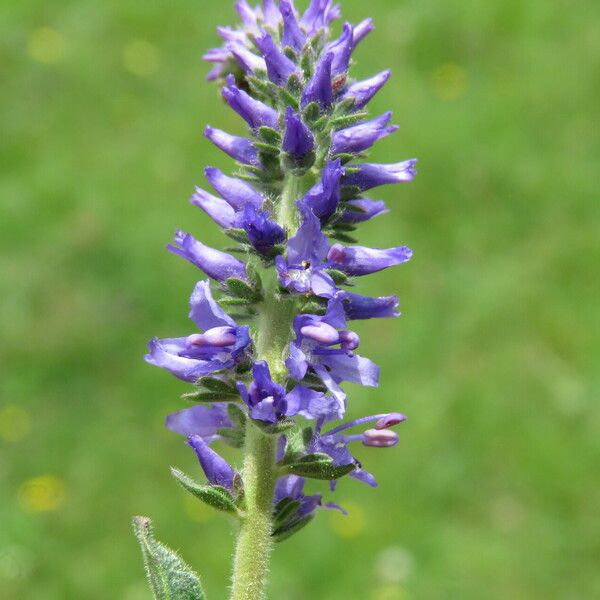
375;545;414;584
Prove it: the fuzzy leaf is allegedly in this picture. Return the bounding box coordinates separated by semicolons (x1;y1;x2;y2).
198;377;238;394
182;390;239;403
273;498;301;528
132;516;205;600
227;404;247;428
226;278;262;302
217;427;246;448
272;515;314;542
257;126;282;145
171;468;239;515
254;418;296;435
283;454;356;480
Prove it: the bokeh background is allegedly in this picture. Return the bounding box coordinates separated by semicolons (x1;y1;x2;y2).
1;0;598;598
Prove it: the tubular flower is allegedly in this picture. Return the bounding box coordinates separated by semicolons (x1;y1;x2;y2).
139;1;417;595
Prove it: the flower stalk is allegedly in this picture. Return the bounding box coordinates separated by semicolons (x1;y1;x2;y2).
135;2;417;598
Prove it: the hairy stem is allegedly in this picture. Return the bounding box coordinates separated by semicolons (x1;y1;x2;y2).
229;421;277;600
230;171;314;600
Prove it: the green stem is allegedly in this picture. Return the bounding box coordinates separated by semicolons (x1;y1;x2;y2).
229;422;277;600
229;171;314;600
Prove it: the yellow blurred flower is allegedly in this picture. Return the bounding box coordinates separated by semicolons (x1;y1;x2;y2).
123;40;160;77
0;406;31;443
28;27;66;64
370;584;409;600
432;63;467;101
329;501;366;539
18;475;66;513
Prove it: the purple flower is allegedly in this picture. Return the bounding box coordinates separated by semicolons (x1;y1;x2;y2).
301;159;344;221
353;18;374;45
237;361;342;423
280;0;306;51
283;107;315;160
327;243;413;276
190;187;237;229
336;290;400;320
204;167;263;211
240;204;286;254
146;280;252;381
343;160;418;191
286;299;379;401
168;230;248;282
306;412;407;486
340;199;388;224
301;0;341;33
166;403;232;444
188;435;237;489
326;23;354;75
331;112;398;155
222;79;278;129
256;33;298;85
228;41;266;74
274;475;346;518
341;69;391;109
302;52;334;108
204;126;259;166
275;206;336;296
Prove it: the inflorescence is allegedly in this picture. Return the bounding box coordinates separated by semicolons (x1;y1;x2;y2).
146;0;416;546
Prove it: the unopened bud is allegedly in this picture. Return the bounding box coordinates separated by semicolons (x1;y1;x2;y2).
362;429;399;448
300;322;340;345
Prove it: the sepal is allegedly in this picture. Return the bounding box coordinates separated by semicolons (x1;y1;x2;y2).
170;468;240;516
281;453;356;480
271;497;314;543
132;516;205;600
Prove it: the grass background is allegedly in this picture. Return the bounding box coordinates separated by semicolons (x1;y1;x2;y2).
1;0;598;598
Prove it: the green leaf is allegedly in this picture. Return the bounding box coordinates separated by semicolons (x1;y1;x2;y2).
132;516;205;600
227;404;247;428
272;515;314;543
182;390;239;403
330;112;370;130
226;278;262;302
253;141;281;155
283;454;356;480
303;102;321;125
254;418;296;435
225;228;250;244
279;87;300;110
324;269;352;285
198;377;237;394
217;427;246;449
171;468;239;515
330;232;358;244
273;498;301;528
257;126;282;145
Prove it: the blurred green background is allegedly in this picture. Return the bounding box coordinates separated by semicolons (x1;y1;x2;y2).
1;0;598;598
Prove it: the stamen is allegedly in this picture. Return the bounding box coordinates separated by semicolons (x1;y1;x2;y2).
339;330;360;351
376;413;407;429
300;322;340;345
186;326;236;347
362;429;399;448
